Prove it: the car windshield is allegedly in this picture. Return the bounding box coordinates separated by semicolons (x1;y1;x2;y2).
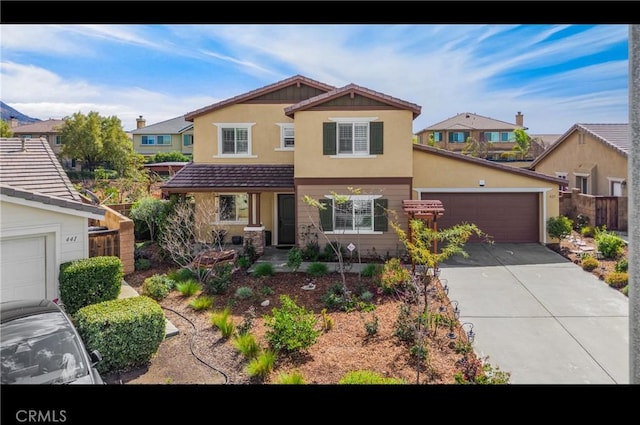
1;311;90;384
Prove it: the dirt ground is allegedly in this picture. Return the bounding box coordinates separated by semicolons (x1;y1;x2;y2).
102;254;480;385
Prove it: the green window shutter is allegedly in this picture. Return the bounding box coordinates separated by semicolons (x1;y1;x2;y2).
370;121;383;154
323;122;337;155
319;199;333;231
374;199;388;232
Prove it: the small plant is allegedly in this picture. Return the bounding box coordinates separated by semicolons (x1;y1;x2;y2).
361;263;381;278
338;370;406;384
410;343;428;363
264;295;321;353
363;313;379;337
581;255;599;272
232;332;261;359
260;286;274;297
235;286;254;300
614;258;628;273
167;268;196;282
580;226;596;238
320;308;334;331
245;349;277;380
605;272;628;289
454;356;510;384
275;371;306;384
237;306;256;335
210;307;235;338
206;263;234;294
595;228;625;259
134;258;151;271
189;295;214;311
321;283;349;311
547;215;573;240
306;262;329;277
380;258;410;293
252;262;275;277
622;285;629;297
236;256;251;270
176;279;202;297
142;274;175;301
286;247;303;272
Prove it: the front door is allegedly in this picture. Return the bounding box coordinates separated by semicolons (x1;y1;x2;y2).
277;194;296;245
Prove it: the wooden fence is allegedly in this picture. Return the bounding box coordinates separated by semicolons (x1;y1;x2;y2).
89;229;120;258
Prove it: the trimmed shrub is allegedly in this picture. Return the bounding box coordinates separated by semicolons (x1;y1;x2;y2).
581;256;599;272
595;229;625;259
74;296;165;374
142;274;175;301
605;272;628;289
546;216;573;240
614;258;628;273
59;256;123;315
264;295;321;353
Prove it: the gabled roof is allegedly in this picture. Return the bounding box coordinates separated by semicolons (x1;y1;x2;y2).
419;112;524;132
529;123;629;169
161;164;294;192
284;83;422;119
0;137;82;201
413;143;566;185
11;119;64;134
529;134;562;149
184;75;336;121
131;115;193;135
0;184;104;217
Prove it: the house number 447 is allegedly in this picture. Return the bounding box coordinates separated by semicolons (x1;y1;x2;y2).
65;235;79;243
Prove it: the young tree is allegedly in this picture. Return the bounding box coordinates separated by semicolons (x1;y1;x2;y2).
0;120;13;137
130;196;170;242
462;136;492;159
512;128;531;160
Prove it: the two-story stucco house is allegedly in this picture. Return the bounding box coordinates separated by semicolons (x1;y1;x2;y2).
162;75;566;255
130;115;194;159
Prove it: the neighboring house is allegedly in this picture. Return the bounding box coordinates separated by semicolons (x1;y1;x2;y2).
528;123;629;231
415;111;544;163
0;137;105;302
9;119;72;167
162;75;564;255
130;115;193;159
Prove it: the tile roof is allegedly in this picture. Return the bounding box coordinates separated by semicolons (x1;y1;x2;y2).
0;184;104;217
0;137;81;201
184;75;336;121
131;115;193;135
161;163;294;192
10;119;64;134
420;112;524;132
284;83;422;119
413;144;567;185
529;123;629;168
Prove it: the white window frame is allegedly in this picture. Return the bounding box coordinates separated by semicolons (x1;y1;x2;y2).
216;193;249;224
328;117;378;158
214;123;256;158
275;123;295;151
323;194;382;235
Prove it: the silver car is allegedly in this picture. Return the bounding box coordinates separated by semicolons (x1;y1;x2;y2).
1;299;104;385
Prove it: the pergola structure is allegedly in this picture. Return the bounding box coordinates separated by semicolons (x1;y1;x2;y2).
402;200;445;272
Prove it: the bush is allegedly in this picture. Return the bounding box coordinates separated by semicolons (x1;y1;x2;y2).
615;258;628;273
59;256;123;315
338;370;406;384
264;295;321;353
74;296;165;374
546;216;573;240
189;295;213;311
595;229;625;259
306;262;329;277
361;263;381;278
235;286;254;300
236;256;251;270
605;272;628;289
142;274;175;301
581;256;599;272
134;258;152;271
167;268;196;282
580;226;596;238
206;263;234;294
286;247;303;272
252;262;275;277
380;258;410;293
176;279;202;297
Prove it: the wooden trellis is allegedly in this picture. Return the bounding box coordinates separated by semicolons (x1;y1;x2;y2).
402;200;445;272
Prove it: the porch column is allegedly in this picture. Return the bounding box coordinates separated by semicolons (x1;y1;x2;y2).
247;192;262;227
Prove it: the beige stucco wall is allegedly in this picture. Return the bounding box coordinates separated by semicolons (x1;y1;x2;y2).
1;201;94;301
296;183;410;258
412;149;561;243
533;131;628;196
293;110;414;178
191;104;294;164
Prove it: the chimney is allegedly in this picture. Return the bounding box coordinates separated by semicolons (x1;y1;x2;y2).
516;111;524;127
10;116;18;128
136;115;146;129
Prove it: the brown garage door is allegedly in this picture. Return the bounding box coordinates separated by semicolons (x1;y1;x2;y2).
422;192;539;243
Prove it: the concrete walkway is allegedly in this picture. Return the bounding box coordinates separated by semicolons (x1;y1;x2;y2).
119;281;179;338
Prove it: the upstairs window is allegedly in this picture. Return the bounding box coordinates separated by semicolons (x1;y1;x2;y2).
215;123;255;157
501;132;514;142
55;135;63;145
183;134;193;146
323;120;383;156
448;131;469;143
142;135;171;145
432;131;443;142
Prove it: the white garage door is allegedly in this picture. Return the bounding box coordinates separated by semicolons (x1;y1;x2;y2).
1;236;47;301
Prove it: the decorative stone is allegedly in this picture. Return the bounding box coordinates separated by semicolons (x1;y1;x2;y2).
261;300;270;307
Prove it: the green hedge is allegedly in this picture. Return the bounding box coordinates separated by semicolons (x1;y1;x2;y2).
59;256;123;315
74;296;166;374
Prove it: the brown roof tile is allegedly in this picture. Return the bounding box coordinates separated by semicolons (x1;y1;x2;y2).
161;163;294;192
11;119;65;134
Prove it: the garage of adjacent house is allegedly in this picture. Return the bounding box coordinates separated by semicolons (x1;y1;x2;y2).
421;191;539;243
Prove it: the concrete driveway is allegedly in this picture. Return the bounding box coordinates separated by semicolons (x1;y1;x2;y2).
439;243;629;384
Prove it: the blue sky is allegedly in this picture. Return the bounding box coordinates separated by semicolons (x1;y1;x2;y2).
0;24;630;134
